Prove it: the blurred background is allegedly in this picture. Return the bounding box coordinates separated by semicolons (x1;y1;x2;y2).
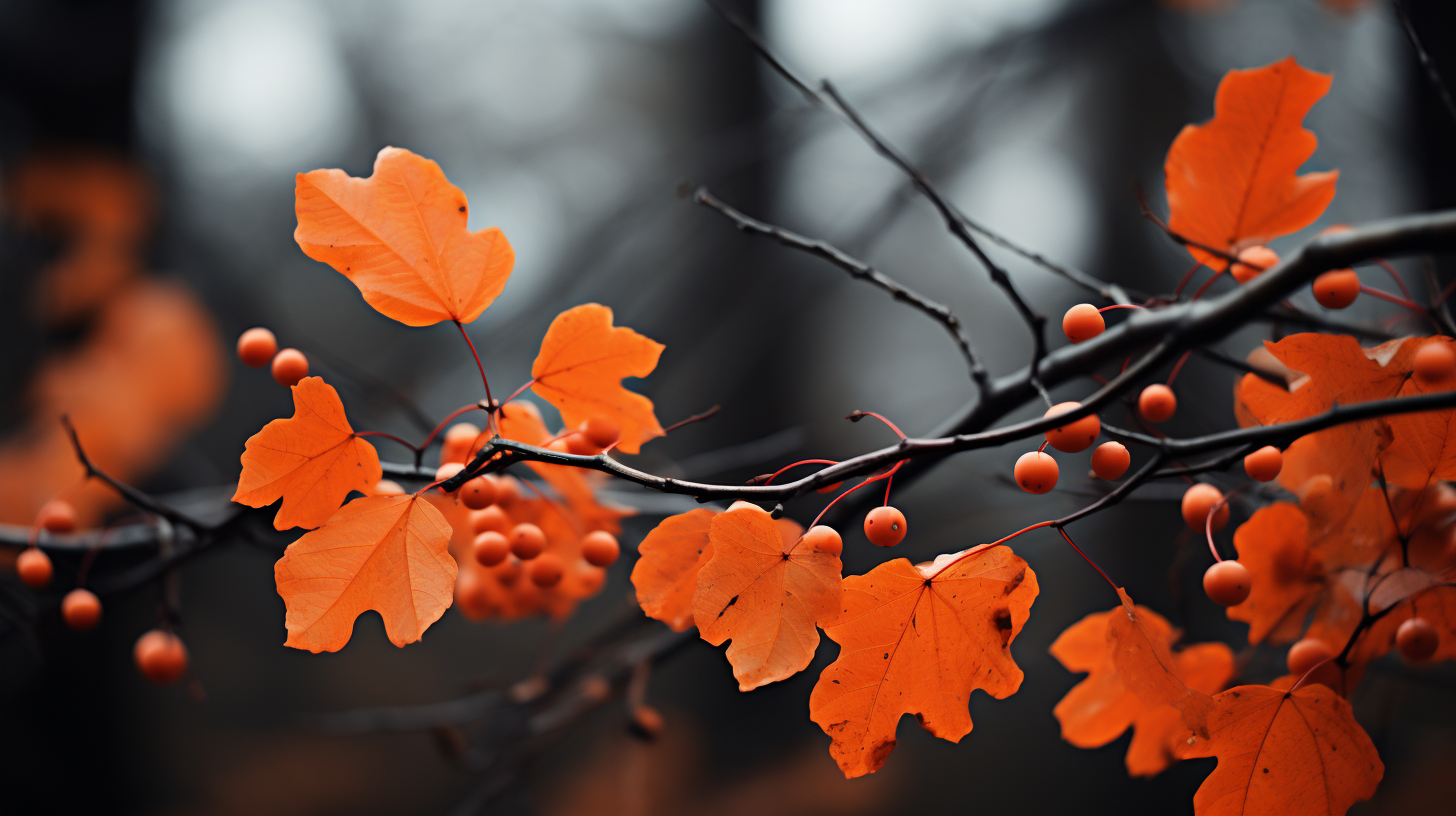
2;0;1455;813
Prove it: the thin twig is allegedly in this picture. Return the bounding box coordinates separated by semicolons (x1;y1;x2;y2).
1393;0;1456;127
693;187;987;386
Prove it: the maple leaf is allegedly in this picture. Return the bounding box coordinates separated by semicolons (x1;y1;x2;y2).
274;494;457;652
1177;684;1383;816
1380;342;1456;489
632;509;717;632
530;303;664;455
1236;334;1418;534
1052;599;1233;777
1226;503;1324;644
233;376;382;531
1164;57;1338;270
693;503;841;691
809;544;1038;779
294;146;514;327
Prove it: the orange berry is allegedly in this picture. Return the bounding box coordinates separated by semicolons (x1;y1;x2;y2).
441;423;482;465
473;531;510;566
493;556;522;586
1243;446;1283;482
1138;384;1177;423
629;704;664;739
863;506;907;547
581;531;620;567
1181;483;1229;532
236;327;278;368
582;416;620;449
1202;560;1251;606
1043;402;1100;453
528;553;564;588
471;505;511;535
134;630;189;685
460;476;498;510
565;433;601;456
494;475;522;507
1090;442;1130;480
1286;638;1334;677
509;523;546;560
576;564;608;595
16;548;52;588
62;588;102;632
1014;451;1058;494
1414;342;1456;384
271;348;309;387
454;571;492;621
1062;303;1105;344
434;462;465;493
373;479;405;496
802;525;843;557
1231;245;1278;284
36;499;77;534
1312;269;1359;309
1397;617;1439;663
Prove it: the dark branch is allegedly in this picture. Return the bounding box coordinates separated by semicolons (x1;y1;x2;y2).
1393;0;1456;128
61;416;213;531
693;187;987;386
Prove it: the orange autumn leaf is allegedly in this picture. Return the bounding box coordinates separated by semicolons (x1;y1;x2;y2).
1177;684;1383;816
693;503;841;691
274;494;457;652
530;303;664;455
233;376;382;531
294;146;515;327
1104;588;1217;733
1165;57;1338;270
809;544;1038;779
1380;341;1456;488
1226;503;1324;644
1052;599;1233;777
633;509;718;631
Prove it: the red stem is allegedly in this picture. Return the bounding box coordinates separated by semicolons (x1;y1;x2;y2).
1057;528;1119;592
502;378;537;407
1189;267;1226;301
1358;284;1425;313
1097;304;1146;313
354;431;419;451
418;404;487;454
1373;258;1414;301
764;459;840;486
454;321;494;406
809;463;901;529
1166;350;1193;386
1172;260;1205;300
850;410;907;440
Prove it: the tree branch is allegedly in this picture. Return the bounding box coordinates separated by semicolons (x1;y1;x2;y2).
692;187;988;386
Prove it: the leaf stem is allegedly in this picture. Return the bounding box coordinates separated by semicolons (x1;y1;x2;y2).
453;321;494;406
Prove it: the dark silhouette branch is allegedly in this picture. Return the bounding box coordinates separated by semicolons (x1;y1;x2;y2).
693;186;988;386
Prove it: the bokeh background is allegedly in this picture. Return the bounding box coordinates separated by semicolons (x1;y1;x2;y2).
2;0;1455;813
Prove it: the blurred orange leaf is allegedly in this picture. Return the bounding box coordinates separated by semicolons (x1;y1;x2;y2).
233;376;382;531
809;544;1038;778
496;399;632;534
1165;57;1338;270
1052;596;1233;777
274;494;457;652
1178;684;1382;816
294;146;514;327
530;303;664;455
694;503;840;691
1226;503;1323;644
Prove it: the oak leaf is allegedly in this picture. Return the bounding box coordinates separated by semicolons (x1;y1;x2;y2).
1051;598;1233;777
294;146;514;327
694;503;841;691
1177;684;1383;816
274;494;457;652
809;544;1038;778
1165;57;1338;270
233;376;382;531
530;303;664;455
1226;503;1323;644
